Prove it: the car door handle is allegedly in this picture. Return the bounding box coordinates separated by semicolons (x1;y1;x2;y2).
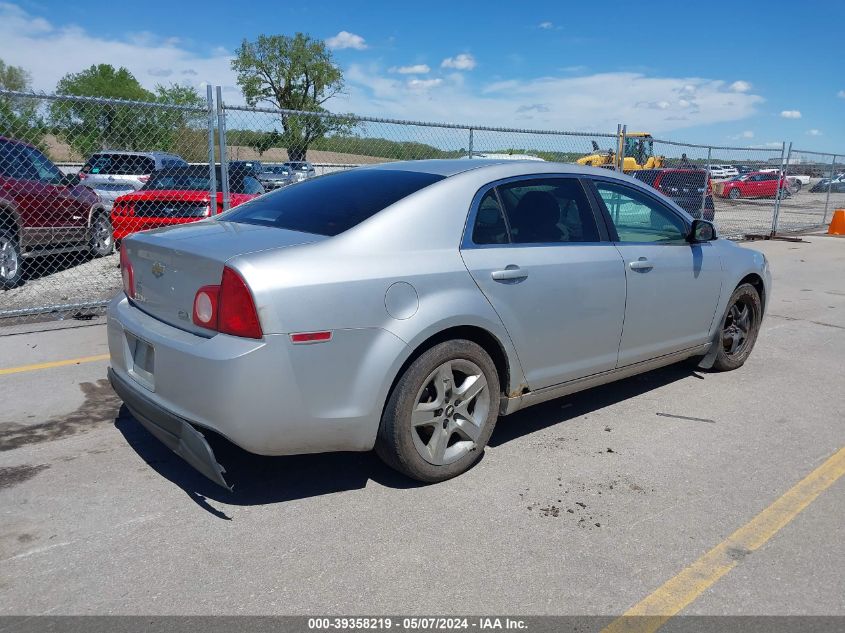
491;266;528;281
629;258;654;271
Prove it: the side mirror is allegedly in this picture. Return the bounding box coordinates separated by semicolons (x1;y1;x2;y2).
689;219;716;243
61;173;81;187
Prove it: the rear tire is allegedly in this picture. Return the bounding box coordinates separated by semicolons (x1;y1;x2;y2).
375;340;500;483
0;229;24;289
88;212;114;258
712;283;762;371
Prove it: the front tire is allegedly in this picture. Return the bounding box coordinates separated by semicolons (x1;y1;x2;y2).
0;229;24;289
728;188;741;199
375;340;500;483
712;283;762;371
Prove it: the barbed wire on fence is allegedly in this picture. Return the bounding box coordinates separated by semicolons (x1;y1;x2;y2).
1;86;843;332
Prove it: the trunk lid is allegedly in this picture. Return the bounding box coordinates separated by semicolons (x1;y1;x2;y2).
124;221;324;334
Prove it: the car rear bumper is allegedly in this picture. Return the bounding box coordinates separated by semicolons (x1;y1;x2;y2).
107;295;407;477
108;366;232;489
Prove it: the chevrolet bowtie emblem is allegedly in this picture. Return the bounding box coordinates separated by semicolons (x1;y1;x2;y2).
151;262;166;278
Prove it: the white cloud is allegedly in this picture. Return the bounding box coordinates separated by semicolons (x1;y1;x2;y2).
781;110;802;119
742;130;754;138
538;21;554;29
807;129;822;136
338;67;765;134
838;90;845;99
441;53;476;70
326;31;367;50
390;64;431;75
407;78;442;91
730;80;751;93
0;2;236;95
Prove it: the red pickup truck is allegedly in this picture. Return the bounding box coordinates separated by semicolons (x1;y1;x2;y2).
0;136;112;289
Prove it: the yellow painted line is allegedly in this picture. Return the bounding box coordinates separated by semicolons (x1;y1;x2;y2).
603;446;845;633
0;353;110;376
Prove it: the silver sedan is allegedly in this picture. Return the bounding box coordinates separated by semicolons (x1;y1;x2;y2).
107;160;771;489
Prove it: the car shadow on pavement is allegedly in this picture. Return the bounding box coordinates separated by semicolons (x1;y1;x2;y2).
114;409;421;517
115;362;702;518
488;362;701;447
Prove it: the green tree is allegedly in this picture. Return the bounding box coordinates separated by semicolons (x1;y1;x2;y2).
0;59;46;149
152;83;208;161
231;33;352;162
49;64;157;158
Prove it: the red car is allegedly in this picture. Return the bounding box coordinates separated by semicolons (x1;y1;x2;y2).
111;165;264;243
717;171;788;200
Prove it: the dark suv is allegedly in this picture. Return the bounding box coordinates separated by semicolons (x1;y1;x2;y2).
632;168;715;221
0;137;111;289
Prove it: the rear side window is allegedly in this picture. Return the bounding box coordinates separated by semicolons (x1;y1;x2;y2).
82;154;156;175
497;178;600;244
223;169;445;236
658;171;706;192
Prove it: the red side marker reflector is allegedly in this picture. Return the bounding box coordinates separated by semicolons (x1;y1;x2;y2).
290;331;332;344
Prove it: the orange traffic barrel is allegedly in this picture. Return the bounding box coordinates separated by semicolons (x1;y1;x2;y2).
829;209;845;235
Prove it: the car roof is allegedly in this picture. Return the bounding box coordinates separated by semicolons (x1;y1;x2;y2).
0;136;37;150
90;150;181;158
360;158;653;183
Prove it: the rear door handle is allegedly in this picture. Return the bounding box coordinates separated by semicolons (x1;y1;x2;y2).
629;258;654;271
491;266;528;281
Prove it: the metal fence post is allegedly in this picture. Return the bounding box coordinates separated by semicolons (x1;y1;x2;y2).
770;141;790;236
618;124;626;171
468;128;474;159
700;146;712;219
822;154;837;225
215;86;231;213
205;85;218;215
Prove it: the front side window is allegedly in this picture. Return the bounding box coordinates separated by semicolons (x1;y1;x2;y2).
497;178;600;244
594;180;687;244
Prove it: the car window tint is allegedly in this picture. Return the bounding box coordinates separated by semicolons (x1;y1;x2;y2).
497;178;599;244
0;143;37;180
471;189;509;245
239;176;265;195
223;169;445;236
21;145;63;184
82;154;155;175
595;181;687;244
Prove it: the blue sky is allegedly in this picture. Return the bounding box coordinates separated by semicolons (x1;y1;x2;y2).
1;0;843;152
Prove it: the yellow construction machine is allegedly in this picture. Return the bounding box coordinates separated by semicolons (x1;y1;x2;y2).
576;132;665;171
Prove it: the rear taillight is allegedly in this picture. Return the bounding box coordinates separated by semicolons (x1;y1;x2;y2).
120;246;135;299
78;172;87;180
191;267;262;339
138;175;150;183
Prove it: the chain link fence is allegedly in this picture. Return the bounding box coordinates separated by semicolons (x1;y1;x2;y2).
1;86;843;333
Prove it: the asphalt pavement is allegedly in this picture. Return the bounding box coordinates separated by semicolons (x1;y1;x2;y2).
0;234;843;619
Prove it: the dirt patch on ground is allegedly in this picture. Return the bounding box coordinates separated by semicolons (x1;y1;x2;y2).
0;379;121;452
0;464;50;489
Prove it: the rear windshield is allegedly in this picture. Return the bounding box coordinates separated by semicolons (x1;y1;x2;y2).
82;154;156;175
632;170;659;186
144;168;262;194
658;171;706;188
223;169;445;236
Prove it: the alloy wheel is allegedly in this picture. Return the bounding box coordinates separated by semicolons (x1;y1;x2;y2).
0;235;19;282
410;359;491;466
722;298;754;357
92;216;113;253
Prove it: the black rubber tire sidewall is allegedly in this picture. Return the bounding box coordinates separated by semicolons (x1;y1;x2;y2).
375;339;500;483
0;229;24;290
712;283;762;371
